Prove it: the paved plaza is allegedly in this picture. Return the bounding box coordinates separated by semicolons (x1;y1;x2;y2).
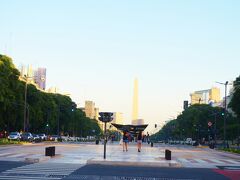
0;142;240;167
0;142;240;179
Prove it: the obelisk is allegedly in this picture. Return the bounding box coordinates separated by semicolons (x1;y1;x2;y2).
132;78;138;123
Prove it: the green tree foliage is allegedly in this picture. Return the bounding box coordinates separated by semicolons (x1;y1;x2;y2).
229;75;240;118
0;55;101;137
152;104;238;142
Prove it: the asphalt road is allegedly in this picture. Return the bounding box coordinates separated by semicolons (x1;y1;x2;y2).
63;164;228;180
0;161;30;173
0;161;239;180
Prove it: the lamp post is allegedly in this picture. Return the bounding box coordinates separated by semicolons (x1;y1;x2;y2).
216;81;232;147
23;75;45;132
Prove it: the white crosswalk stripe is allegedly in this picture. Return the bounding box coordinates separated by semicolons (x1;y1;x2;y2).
6;153;27;158
0;162;84;180
0;152;14;157
178;158;240;166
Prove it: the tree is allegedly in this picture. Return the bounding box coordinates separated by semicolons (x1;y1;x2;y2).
229;75;240;118
0;54;101;137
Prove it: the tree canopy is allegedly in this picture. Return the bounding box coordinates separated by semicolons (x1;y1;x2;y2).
152;104;239;142
0;55;101;137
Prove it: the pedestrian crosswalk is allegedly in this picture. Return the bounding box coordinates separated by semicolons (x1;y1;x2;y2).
0;152;33;161
178;158;240;166
0;162;84;179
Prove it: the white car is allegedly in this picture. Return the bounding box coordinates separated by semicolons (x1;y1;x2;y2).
185;138;193;145
8;132;21;140
38;134;47;140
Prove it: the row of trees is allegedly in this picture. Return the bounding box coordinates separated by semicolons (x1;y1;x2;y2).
0;55;101;137
152;76;240;143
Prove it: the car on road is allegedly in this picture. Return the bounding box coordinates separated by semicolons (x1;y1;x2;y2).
20;132;33;142
38;134;47;141
49;135;61;141
32;134;41;141
8;132;21;141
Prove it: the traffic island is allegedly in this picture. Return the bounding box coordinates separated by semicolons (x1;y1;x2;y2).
87;159;181;168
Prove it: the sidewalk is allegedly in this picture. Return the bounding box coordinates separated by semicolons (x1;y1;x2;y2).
86;143;180;167
1;142;240;168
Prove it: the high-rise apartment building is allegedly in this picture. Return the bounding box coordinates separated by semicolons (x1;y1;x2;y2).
47;87;59;94
19;65;47;91
84;101;95;119
190;87;220;105
34;68;46;90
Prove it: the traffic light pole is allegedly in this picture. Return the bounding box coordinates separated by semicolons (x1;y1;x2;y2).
104;122;107;159
224;82;227;148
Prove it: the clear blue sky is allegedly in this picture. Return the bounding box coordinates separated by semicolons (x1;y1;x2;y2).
1;0;240;132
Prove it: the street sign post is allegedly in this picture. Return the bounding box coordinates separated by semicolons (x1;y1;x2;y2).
99;112;114;159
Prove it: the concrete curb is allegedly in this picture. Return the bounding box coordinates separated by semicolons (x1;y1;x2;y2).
25;156;51;163
87;160;182;168
24;154;62;163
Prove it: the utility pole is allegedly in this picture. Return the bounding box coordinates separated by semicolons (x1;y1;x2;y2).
224;81;228;147
23;76;28;132
99;112;114;159
216;81;232;148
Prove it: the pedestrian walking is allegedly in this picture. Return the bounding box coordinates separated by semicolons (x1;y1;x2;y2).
137;131;143;152
146;132;150;144
122;131;129;152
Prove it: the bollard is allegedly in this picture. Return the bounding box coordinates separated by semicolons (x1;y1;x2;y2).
96;139;99;145
165;149;171;160
45;146;55;156
151;142;153;147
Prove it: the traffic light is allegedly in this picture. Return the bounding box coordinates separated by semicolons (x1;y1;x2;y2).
222;112;225;116
99;112;114;122
155;124;157;128
71;103;77;112
183;101;188;110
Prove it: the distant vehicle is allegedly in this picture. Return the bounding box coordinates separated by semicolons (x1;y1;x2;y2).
38;134;47;141
185;138;193;145
8;132;21;141
20;132;33;142
49;135;60;141
32;134;40;141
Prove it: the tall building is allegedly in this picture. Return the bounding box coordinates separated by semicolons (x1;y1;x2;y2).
84;101;96;119
112;112;123;124
20;64;33;78
19;65;47;91
47;87;59;94
190;87;220;105
34;68;46;90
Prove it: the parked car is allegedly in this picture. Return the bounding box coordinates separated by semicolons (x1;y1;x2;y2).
49;135;60;141
20;132;33;142
38;134;47;141
8;132;21;141
32;134;41;141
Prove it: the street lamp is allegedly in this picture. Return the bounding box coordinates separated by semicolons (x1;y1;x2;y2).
22;75;45;132
216;81;232;147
